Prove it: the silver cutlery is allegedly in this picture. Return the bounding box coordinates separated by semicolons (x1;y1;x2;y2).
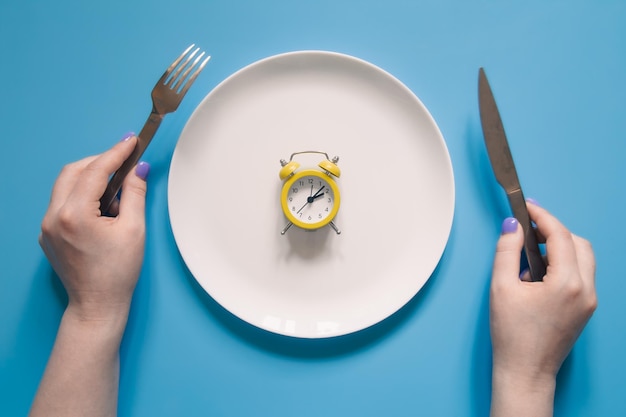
479;68;546;282
100;44;210;214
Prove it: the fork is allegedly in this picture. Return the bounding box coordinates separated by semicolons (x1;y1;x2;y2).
99;44;210;214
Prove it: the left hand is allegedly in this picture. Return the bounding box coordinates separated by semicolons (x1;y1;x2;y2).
39;136;149;322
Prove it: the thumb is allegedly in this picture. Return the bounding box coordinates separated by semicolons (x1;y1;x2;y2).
492;217;524;288
118;161;149;222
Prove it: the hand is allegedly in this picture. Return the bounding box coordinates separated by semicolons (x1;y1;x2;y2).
489;201;597;416
39;136;150;322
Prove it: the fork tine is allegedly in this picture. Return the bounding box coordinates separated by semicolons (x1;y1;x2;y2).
158;44;195;84
179;55;211;96
166;47;200;87
172;51;205;92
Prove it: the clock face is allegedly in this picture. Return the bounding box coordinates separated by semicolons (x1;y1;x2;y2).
282;171;340;229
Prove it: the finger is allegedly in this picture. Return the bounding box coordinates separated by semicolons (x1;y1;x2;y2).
572;234;596;288
47;156;99;213
492;217;524;289
526;203;579;273
118;161;149;225
69;136;138;204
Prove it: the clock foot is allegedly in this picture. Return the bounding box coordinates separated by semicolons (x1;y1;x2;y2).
330;221;341;235
281;222;293;235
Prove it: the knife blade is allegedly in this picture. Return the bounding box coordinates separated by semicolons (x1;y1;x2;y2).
478;67;546;282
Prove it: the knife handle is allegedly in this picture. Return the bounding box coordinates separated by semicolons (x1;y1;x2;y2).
508;190;547;282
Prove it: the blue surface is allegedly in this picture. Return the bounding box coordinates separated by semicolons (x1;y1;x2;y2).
1;0;625;415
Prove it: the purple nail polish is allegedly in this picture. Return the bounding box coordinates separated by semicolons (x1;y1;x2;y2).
519;268;530;281
120;132;135;142
501;217;519;234
135;161;150;180
526;197;541;207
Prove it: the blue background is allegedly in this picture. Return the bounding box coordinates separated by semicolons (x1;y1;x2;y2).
1;1;624;416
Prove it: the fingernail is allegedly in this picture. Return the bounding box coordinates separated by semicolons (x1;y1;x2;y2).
519;268;530;281
501;217;519;234
120;132;135;142
135;161;150;180
526;197;541;207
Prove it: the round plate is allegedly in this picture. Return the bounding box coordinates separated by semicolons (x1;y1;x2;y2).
168;51;455;338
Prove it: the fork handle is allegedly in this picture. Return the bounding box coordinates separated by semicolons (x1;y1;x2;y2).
99;111;163;214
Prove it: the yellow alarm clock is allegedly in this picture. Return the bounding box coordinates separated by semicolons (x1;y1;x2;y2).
279;151;341;235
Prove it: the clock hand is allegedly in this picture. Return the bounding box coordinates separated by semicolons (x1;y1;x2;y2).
296;200;309;214
296;185;326;214
311;185;325;200
311;192;325;201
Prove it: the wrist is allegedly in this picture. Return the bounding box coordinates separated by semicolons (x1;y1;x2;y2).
492;365;557;392
492;355;559;389
64;301;131;340
491;365;556;417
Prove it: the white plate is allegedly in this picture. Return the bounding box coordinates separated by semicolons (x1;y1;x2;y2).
168;51;455;338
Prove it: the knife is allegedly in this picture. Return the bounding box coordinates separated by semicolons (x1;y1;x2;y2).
478;68;546;282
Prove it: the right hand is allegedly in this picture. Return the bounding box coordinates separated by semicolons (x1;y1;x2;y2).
489;201;597;383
